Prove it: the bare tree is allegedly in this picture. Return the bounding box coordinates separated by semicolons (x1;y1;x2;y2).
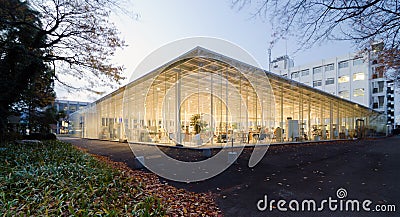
25;0;131;90
233;0;400;78
1;0;134;138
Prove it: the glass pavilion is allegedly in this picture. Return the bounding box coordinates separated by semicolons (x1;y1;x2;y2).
70;47;383;147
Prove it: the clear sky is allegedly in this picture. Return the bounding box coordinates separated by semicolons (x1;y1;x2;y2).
55;0;356;102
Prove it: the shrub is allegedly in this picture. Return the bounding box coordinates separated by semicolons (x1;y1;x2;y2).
0;140;165;216
23;133;56;140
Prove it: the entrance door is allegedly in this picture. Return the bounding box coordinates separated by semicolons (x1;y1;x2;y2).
355;119;365;139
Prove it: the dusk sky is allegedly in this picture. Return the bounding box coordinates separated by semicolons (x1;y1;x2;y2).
56;0;356;102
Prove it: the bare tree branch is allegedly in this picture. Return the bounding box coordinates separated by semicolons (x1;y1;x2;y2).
232;0;400;76
17;0;131;91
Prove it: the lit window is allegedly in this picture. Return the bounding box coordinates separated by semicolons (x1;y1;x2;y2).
313;80;322;87
301;69;309;76
353;88;365;97
313;66;322;74
353;72;365;81
325;63;334;71
325;78;335;85
353;58;364;66
338;75;350;83
338;90;350;98
338;61;349;69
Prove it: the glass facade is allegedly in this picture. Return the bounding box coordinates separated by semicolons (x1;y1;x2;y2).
70;47;383;146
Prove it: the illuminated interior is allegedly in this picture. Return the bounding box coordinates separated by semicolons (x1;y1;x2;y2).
70;47;384;147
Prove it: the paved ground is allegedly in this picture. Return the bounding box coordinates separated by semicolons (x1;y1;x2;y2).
59;136;400;217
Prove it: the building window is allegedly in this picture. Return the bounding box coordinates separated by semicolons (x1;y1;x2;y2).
102;118;108;126
353;88;365;97
59;103;66;111
353;72;365;81
378;81;385;92
372;96;385;109
301;69;310;76
291;72;299;78
338;90;350;98
373;81;385;93
353;58;364;66
313;80;322;87
338;60;349;69
372;97;378;108
313;66;322;74
338;75;350;83
69;105;77;112
325;78;335;85
325;63;334;71
378;96;385;108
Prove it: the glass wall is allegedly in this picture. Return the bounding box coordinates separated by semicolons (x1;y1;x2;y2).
70;48;382;146
119;55;275;147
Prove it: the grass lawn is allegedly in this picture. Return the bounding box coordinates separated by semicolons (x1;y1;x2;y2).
0;140;220;216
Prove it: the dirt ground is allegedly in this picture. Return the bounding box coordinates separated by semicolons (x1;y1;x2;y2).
60;136;400;217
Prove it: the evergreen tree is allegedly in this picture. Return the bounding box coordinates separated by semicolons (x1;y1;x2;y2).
0;0;51;139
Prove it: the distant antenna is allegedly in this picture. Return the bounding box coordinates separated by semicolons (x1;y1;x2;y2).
285;37;289;74
285;38;288;57
268;48;271;71
268;40;275;72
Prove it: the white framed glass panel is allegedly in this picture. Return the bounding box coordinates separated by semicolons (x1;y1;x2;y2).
338;61;349;69
325;63;334;71
338;75;350;83
301;69;310;76
353;58;364;66
353;88;365;97
338;90;350;98
313;80;322;87
325;78;335;85
313;66;322;74
353;72;365;81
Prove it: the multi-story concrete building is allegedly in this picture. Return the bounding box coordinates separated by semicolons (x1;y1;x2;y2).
395;81;400;128
53;99;89;134
271;51;399;133
270;55;294;73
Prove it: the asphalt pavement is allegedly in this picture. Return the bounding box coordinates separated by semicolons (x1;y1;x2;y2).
59;136;400;217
